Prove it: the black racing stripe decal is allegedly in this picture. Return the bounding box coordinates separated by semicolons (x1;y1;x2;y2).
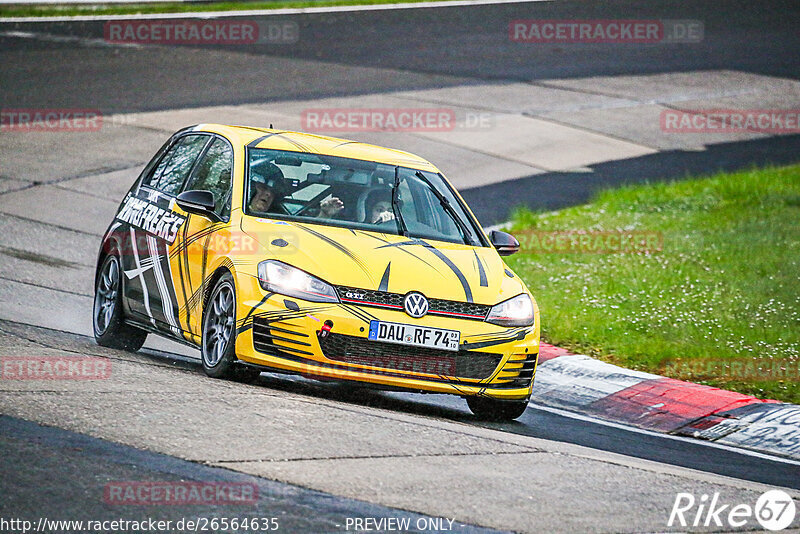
239;315;298;335
178;216;192;329
375;239;423;249
340;303;377;324
200;231;212;299
330;141;361;150
464;327;530;341
149;233;182;335
249;132;314;154
418;239;473;303
357;231;443;273
236;292;275;329
169;224;223;260
129;227;157;326
192;257;237;318
179;248;233;324
284;135;318;154
374;237;473;301
237;305;332;335
340;303;373;323
295;225;374;284
378;262;391;292
348;303;379;321
474;250;488;287
180;279;205;318
247;133;278;148
462;330;527;350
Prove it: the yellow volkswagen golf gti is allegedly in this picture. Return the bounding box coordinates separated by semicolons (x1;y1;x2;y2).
93;124;540;420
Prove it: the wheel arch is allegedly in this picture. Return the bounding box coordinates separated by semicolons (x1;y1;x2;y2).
201;259;237;319
94;236;124;290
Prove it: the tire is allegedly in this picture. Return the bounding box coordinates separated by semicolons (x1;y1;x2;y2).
466;396;529;422
201;273;258;382
93;254;148;351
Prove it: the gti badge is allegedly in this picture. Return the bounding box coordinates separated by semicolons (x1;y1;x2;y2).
403;292;429;318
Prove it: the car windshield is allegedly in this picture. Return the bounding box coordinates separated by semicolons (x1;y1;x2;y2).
245;148;485;246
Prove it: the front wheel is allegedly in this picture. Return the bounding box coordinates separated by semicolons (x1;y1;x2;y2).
201;273;260;382
93;254;148;351
466;396;529;421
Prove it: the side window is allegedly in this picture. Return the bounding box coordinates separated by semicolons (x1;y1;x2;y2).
137;139;172;189
145;135;210;195
184;138;234;220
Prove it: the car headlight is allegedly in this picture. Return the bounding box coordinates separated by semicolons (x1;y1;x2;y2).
257;260;339;303
485;293;534;327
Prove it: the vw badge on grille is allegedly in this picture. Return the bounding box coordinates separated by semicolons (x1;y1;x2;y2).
403;292;429;318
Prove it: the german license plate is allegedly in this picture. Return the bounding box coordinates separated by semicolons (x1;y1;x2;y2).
368;320;460;352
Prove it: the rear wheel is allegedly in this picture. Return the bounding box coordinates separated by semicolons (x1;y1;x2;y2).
201;273;260;382
93;254;147;351
466;396;529;421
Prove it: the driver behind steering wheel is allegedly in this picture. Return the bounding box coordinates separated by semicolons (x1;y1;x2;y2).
364;189;396;225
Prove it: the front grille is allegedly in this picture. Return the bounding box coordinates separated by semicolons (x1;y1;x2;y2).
319;333;502;380
335;285;491;320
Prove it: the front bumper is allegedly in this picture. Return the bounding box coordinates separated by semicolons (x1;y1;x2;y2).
234;278;540;400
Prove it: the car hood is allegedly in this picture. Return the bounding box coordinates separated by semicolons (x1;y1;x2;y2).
240;217;528;305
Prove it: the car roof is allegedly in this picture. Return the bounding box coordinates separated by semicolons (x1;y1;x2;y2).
192;123;440;173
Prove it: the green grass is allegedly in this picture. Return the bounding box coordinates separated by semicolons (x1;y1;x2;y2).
508;165;800;404
0;0;448;18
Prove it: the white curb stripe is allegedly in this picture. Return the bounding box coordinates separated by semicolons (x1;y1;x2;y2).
533;354;660;408
535;404;800;469
0;30;142;47
534;350;800;461
716;405;800;460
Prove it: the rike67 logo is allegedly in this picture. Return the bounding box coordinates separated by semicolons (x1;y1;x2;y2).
669;490;797;531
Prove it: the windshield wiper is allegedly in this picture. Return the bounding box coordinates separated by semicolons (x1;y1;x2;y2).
392;166;409;237
414;171;475;246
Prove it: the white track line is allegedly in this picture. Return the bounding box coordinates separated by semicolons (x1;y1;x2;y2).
0;0;550;23
533;403;800;467
0;29;142;46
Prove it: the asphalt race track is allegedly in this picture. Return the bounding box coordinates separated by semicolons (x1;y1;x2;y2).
1;0;799;532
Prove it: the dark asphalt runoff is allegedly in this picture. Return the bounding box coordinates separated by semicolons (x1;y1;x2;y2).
0;415;503;533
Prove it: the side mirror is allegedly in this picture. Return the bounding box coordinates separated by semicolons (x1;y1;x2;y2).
489;230;520;256
176;190;219;221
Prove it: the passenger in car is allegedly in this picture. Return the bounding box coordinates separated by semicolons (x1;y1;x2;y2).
364;189;396;224
317;195;345;219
